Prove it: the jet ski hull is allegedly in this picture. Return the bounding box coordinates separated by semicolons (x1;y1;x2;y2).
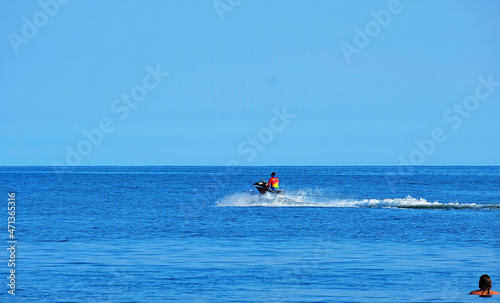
253;180;283;195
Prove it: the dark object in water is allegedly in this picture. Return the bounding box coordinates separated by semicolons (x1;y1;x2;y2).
253;180;284;195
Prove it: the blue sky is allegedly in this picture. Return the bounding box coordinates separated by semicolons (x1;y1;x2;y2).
1;0;500;166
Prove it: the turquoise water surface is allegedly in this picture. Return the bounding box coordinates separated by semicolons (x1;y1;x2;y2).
1;166;499;302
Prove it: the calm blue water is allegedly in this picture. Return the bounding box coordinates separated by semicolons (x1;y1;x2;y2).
1;166;500;302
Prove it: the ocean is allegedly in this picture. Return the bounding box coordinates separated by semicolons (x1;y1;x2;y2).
1;166;499;302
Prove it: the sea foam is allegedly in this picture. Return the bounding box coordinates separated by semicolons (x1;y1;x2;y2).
216;192;499;209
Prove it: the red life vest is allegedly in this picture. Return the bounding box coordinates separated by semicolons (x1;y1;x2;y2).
268;177;279;189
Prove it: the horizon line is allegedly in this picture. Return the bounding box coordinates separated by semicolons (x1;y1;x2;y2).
1;164;499;167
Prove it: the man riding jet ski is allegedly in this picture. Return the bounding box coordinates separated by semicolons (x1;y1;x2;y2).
253;172;284;195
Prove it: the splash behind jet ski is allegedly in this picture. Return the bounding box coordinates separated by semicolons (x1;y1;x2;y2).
253;180;284;195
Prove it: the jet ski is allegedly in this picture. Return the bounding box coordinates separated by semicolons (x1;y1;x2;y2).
253;180;284;195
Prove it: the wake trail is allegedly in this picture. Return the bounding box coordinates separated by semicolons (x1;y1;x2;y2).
216;192;500;210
